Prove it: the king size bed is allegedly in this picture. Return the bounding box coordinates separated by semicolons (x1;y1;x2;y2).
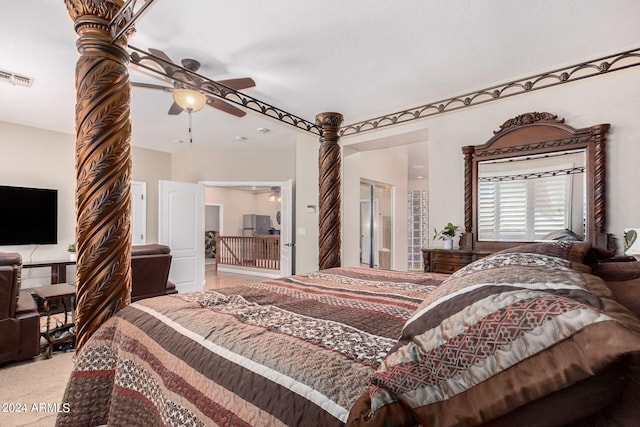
56;242;640;426
56;114;640;426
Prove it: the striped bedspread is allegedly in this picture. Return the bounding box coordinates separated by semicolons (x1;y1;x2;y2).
56;267;446;427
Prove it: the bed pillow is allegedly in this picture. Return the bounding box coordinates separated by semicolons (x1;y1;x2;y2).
541;228;582;242
349;242;640;426
602;280;640;320
592;259;640;282
463;240;593;274
591;260;640;318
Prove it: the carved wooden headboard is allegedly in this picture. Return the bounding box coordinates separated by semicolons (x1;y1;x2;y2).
459;112;613;252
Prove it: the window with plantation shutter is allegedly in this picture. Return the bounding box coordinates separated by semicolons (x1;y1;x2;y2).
478;166;572;241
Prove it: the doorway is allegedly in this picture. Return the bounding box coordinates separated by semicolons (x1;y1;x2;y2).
360;180;394;270
201;180;293;277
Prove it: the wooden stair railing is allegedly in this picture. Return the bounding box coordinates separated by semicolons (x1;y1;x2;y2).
216;235;280;271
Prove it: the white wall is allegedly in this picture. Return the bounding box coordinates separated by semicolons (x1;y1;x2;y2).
0;121;172;286
204;187;279;235
130;146;172;243
171;145;295;182
294;133;320;273
205;205;220;232
342;148;361;268
0;122;75;287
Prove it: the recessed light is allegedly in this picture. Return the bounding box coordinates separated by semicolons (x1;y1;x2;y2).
235;136;247;141
257;127;270;134
412;164;425;169
173;139;184;144
417;175;424;179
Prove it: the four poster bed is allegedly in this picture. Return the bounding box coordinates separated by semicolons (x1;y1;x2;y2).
58;3;640;427
57;113;640;426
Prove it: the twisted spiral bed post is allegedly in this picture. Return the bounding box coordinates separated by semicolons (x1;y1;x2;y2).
592;123;611;250
65;0;133;352
315;112;344;270
460;145;475;250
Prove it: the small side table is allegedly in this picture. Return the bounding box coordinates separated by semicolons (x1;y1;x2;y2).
32;283;76;359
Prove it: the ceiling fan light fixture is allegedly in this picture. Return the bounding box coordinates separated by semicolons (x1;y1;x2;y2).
172;89;207;112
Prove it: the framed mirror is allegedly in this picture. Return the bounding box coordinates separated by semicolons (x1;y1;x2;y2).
460;112;612;252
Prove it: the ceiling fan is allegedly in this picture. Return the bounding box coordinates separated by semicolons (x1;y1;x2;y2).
130;48;256;118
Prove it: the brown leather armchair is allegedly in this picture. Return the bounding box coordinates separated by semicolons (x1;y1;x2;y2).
0;252;40;365
131;244;177;302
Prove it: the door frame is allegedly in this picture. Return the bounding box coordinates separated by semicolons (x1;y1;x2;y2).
131;180;147;245
200;180;293;277
360;179;394;270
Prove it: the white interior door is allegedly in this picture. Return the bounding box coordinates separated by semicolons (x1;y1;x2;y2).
130;181;146;245
159;180;204;292
280;179;293;276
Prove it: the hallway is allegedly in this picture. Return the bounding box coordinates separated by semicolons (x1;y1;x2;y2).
204;263;272;290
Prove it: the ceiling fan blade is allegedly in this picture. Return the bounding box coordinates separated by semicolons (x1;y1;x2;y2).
217;77;256;90
148;48;173;63
131;82;173;92
206;97;246;117
168;102;183;115
148;48;179;75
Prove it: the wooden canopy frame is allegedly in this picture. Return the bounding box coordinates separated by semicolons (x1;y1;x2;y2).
64;1;633;349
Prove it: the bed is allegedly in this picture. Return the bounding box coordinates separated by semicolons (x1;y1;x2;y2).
56;111;640;426
56;267;447;426
56;241;640;426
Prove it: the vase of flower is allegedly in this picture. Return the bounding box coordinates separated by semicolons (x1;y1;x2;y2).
433;222;459;250
443;238;454;250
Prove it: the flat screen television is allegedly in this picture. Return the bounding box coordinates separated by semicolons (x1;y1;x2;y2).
0;185;58;245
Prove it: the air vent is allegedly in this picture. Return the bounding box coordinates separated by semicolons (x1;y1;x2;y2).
0;69;34;87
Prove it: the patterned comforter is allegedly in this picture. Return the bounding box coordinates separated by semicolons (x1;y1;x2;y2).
56;242;640;427
55;267;446;427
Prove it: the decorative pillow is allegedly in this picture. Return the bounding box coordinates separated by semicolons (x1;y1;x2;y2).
592;260;640;282
541;228;582;242
351;243;640;426
602;279;640;319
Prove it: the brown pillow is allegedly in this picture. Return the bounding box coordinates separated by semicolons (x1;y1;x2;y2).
492;241;593;273
593;261;640;282
604;279;640;319
357;245;640;427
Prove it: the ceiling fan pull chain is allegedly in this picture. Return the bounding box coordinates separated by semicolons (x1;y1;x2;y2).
188;108;194;143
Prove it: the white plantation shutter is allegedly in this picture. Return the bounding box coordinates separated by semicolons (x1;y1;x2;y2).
478;181;497;239
498;180;529;240
478;169;571;241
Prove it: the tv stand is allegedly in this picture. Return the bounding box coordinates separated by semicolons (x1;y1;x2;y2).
23;259;75;284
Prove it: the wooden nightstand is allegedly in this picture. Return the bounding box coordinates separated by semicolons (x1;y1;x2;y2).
422;248;493;274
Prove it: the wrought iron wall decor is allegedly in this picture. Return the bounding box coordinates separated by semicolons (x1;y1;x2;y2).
106;1;638;140
339;48;640;137
109;0;156;43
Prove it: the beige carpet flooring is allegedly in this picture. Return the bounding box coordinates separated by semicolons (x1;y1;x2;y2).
0;350;75;427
